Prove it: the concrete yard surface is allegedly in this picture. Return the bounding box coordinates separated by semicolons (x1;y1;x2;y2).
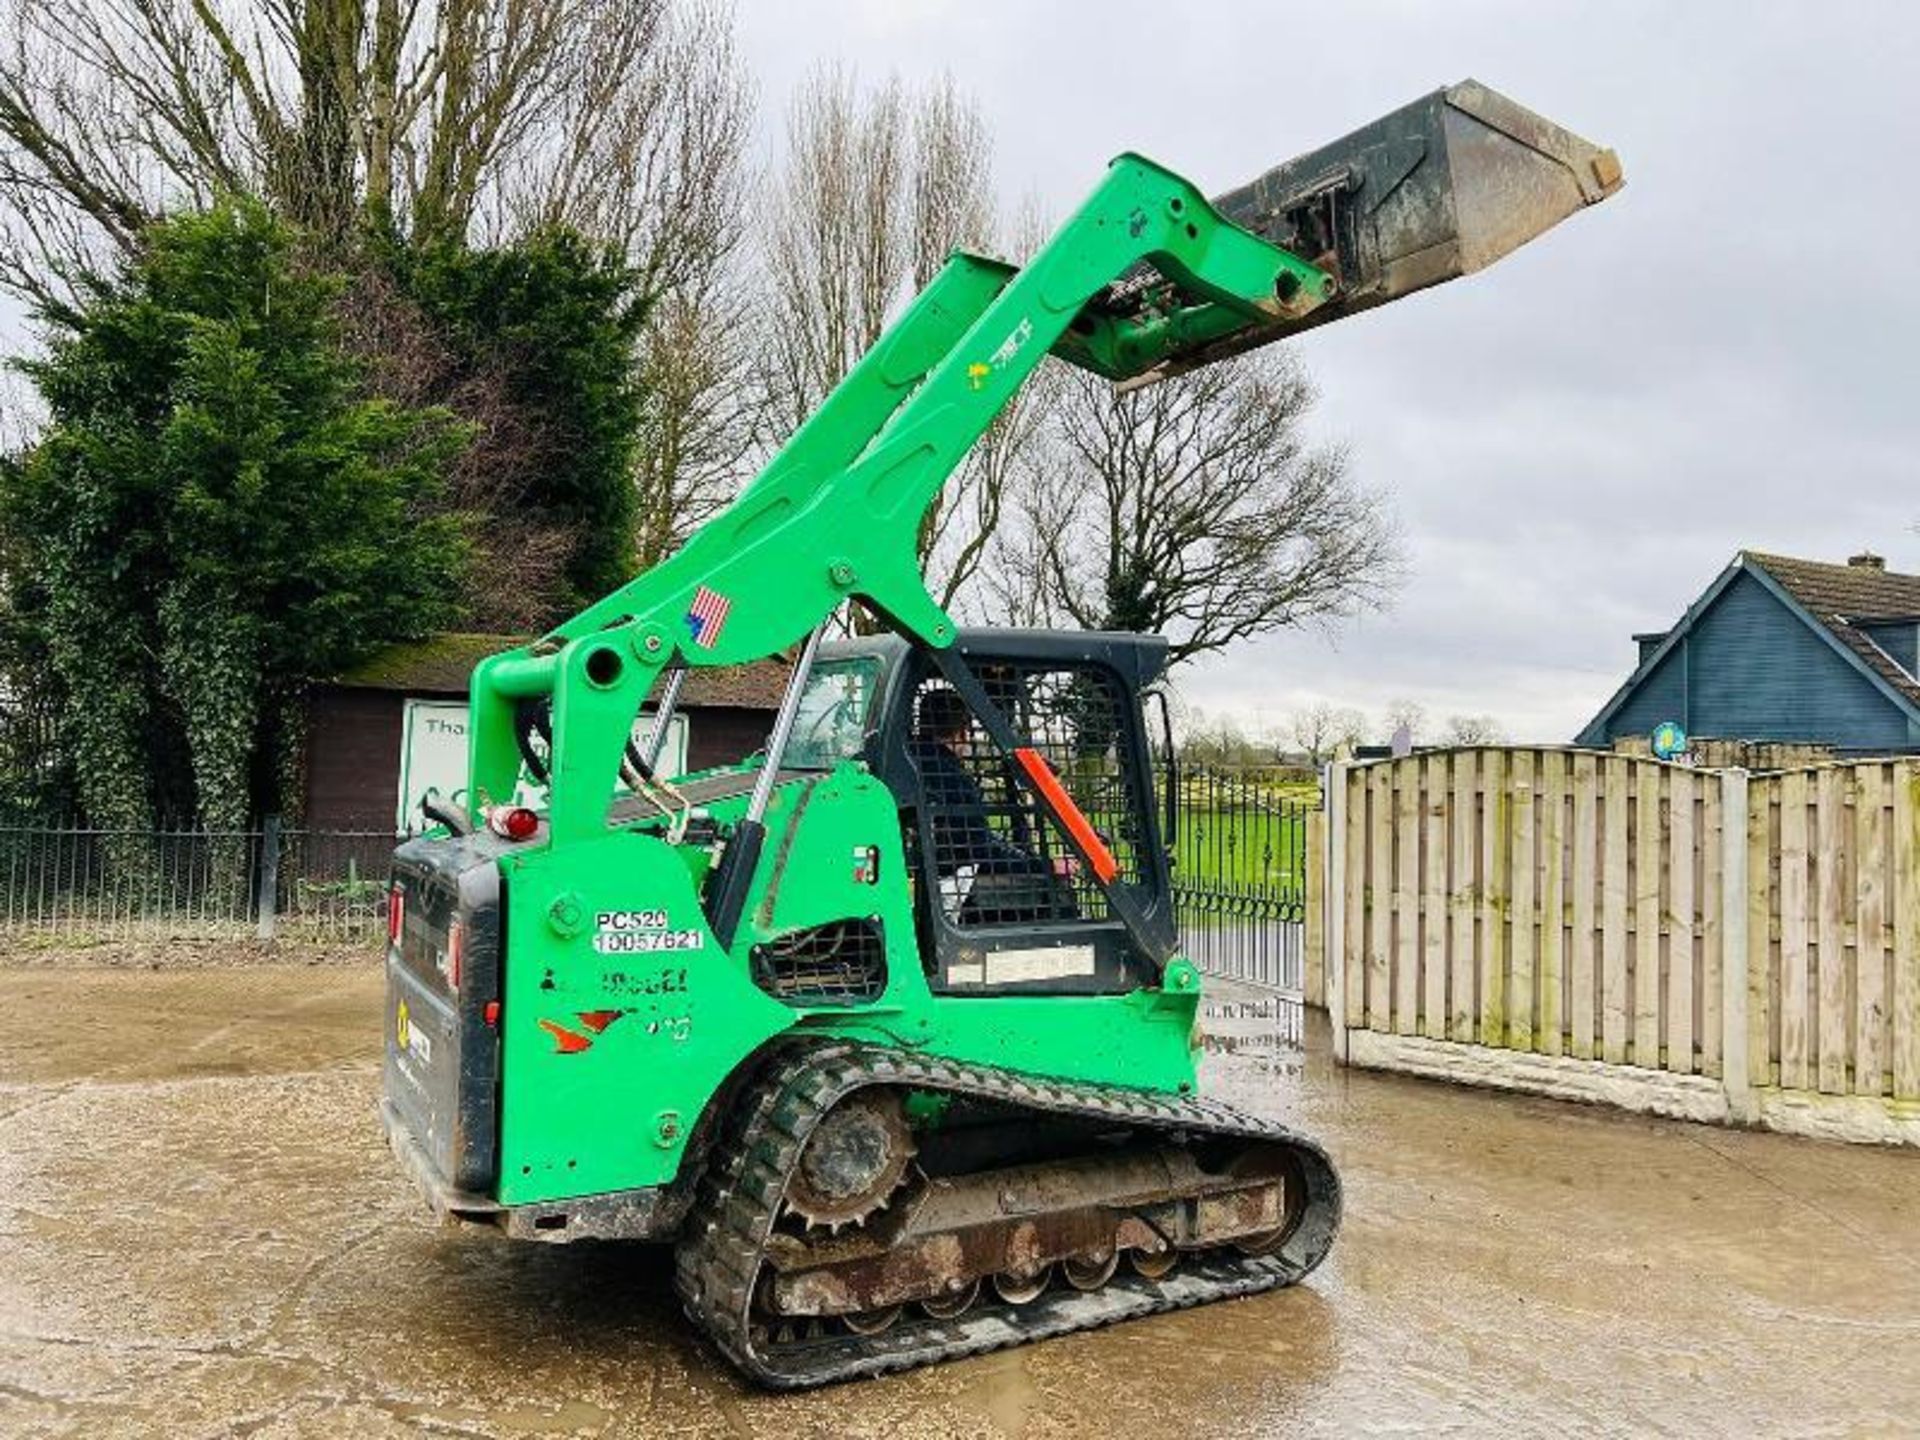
1;960;1916;1437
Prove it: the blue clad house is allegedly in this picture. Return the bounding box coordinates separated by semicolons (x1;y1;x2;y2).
1577;550;1920;753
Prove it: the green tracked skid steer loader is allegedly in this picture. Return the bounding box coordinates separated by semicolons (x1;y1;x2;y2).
380;80;1622;1387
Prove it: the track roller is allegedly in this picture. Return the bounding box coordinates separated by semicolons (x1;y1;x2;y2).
1062;1253;1120;1291
1129;1247;1178;1280
992;1267;1053;1305
920;1280;980;1320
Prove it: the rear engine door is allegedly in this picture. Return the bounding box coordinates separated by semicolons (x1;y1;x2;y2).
385;834;504;1195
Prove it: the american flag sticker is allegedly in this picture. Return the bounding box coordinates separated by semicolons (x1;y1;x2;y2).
685;584;732;648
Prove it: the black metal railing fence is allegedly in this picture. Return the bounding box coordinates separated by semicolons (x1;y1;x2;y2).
1169;764;1317;999
0;766;1321;972
0;818;395;944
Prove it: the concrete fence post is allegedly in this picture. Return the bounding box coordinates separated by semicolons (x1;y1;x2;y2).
256;813;282;942
1719;768;1752;1121
1326;762;1350;1062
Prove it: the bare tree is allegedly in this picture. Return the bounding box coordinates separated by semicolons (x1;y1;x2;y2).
1291;702;1367;764
761;66;911;436
1442;713;1507;745
0;0;749;306
1382;699;1426;746
632;271;760;568
1178;710;1251;767
978;503;1064;628
906;77;992;291
497;0;750;310
0;368;39;451
759;66;1026;607
1006;350;1401;666
928;196;1057;612
486;0;756;577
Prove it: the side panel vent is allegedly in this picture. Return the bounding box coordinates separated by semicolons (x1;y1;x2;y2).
751;919;887;1006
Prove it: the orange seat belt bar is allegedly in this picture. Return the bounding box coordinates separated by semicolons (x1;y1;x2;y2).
1012;747;1119;884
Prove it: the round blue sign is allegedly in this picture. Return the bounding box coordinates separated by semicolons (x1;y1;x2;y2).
1650;721;1688;760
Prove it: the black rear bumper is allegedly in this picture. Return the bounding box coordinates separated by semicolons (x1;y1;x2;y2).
380;1097;679;1244
381;1096;505;1223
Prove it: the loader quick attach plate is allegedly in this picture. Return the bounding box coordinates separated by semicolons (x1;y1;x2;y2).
673;1043;1341;1389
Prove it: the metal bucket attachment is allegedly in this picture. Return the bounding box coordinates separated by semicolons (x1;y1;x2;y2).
1144;80;1623;378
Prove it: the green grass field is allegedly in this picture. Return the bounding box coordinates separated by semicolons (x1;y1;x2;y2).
1170;777;1317;900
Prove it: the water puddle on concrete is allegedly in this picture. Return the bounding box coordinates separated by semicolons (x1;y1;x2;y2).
1199;997;1302;1064
385;1396;615;1435
5;964;1920;1437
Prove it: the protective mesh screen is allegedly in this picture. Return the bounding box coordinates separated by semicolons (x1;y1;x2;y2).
750;919;887;1005
908;663;1147;929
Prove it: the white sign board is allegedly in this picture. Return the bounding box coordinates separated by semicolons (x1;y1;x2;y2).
396;699;688;835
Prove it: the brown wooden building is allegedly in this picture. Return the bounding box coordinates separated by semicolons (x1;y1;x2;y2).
303;633;790;830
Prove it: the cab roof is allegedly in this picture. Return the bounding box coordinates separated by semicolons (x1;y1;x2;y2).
818;628;1170;691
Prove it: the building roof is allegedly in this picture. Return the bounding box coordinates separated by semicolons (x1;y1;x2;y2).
333;632;791;710
1741;552;1920;709
1578;550;1920;745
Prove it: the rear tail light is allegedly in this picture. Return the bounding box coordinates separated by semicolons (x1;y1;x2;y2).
447;919;465;990
483;1000;501;1027
387;884;405;947
486;805;540;842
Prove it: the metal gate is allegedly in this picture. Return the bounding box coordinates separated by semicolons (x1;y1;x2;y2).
1171;767;1312;1031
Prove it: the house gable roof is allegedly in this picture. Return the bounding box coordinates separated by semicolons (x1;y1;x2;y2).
1576;552;1920;744
1742;552;1920;711
332;632;792;711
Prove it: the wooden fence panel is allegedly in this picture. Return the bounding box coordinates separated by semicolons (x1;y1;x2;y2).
1394;766;1419;1036
1602;758;1631;1065
1367;766;1392;1032
1539;750;1566;1057
1895;764;1919;1101
1855;764;1887;1097
1633;763;1662;1068
1669;769;1695;1074
1449;753;1477;1043
1325;749;1920;1147
1779;770;1810;1092
1341;772;1365;1028
1479;750;1508;1046
1571;753;1598;1061
1509;751;1536;1052
1815;767;1848;1095
1422;755;1447;1040
1712;771;1728;1075
1747;780;1772;1089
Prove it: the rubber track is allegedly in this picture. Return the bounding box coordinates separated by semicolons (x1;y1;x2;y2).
672;1042;1342;1389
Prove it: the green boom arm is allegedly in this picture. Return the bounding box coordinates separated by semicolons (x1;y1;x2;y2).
468;153;1334;841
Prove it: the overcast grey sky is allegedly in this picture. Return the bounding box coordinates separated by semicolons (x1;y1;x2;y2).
738;0;1920;743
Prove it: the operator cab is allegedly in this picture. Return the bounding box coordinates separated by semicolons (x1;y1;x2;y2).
787;629;1177;995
